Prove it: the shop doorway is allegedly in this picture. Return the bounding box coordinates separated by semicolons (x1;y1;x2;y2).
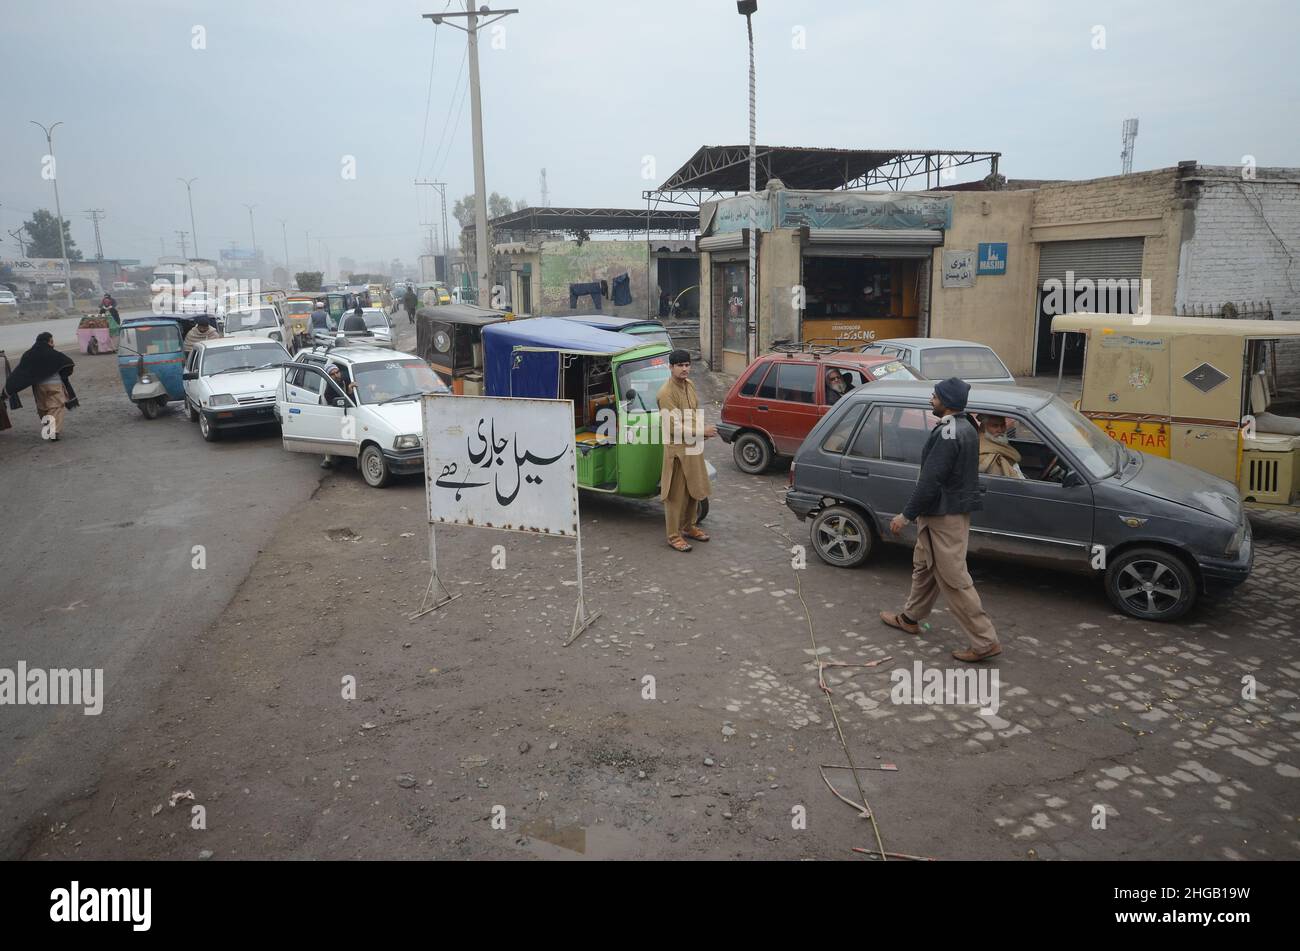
800;255;920;346
655;256;699;320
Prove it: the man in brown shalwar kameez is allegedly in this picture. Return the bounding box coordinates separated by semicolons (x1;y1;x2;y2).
656;349;716;552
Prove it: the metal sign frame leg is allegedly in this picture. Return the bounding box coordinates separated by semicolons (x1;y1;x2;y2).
411;523;461;620
564;520;600;646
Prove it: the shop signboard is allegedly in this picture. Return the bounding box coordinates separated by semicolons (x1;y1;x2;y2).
977;242;1008;275
942;250;976;288
777;190;952;231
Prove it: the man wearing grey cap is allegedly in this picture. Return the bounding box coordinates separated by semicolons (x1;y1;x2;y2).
880;376;1001;662
657;349;716;551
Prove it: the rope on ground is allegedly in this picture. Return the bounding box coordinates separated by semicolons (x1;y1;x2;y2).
764;521;888;861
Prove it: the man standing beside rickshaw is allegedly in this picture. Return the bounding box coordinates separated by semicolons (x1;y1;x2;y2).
657;349;716;552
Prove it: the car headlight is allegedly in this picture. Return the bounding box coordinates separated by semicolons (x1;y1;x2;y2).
209;394;237;408
394;434;421;450
1225;520;1247;556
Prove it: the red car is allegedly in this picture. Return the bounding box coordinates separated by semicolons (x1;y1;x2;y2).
718;352;920;473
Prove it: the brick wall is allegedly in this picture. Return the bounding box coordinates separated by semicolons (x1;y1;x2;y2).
1033;168;1183;314
1178;168;1300;388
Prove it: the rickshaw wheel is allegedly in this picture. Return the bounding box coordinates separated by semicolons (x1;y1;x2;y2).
697;498;710;523
140;398;162;420
87;336;99;355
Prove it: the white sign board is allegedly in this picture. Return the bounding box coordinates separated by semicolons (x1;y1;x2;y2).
941;250;976;288
422;394;578;537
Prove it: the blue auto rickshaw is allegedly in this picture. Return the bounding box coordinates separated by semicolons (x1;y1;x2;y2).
117;316;196;418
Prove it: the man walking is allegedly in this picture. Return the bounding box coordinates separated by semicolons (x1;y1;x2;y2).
403;285;418;325
656;349;715;552
880;377;1001;662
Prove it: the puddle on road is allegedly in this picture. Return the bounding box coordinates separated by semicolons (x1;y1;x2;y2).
518;817;640;859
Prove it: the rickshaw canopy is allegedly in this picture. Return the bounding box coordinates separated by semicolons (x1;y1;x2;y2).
1051;313;1300;339
482;318;649;399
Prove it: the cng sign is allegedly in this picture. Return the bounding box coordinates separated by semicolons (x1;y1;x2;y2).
977;242;1008;276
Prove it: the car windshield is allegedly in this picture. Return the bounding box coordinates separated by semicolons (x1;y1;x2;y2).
285;300;313;315
869;360;919;382
920;346;1010;380
227;308;280;331
628;328;673;348
351;358;448;403
615;352;671;412
1035;397;1122;479
361;310;389;330
202;342;286;374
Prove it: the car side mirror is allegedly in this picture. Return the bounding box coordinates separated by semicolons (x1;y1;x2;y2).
182;371;197;381
1063;469;1086;488
333;398;349;409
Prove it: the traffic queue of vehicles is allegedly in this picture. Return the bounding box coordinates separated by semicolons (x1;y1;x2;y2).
107;303;1259;619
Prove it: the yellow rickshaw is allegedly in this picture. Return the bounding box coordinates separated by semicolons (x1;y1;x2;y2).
1052;313;1300;511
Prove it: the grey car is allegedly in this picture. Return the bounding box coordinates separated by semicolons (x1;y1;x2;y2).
861;338;1015;384
785;381;1252;621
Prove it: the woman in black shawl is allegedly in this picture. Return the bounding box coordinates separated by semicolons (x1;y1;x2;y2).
0;332;78;440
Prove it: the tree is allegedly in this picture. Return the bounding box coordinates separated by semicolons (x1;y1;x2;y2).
515;198;529;212
295;271;323;291
453;192;515;226
22;209;82;260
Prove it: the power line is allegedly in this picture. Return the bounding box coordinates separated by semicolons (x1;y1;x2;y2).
425;41;469;178
414;2;446;176
433;65;471;181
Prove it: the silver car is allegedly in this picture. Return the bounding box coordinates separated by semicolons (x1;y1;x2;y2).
861;338;1014;384
785;381;1252;621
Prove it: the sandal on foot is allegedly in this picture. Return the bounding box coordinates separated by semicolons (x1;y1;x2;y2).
683;528;710;542
668;537;693;552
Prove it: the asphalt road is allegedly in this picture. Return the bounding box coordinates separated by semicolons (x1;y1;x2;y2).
0;314;329;857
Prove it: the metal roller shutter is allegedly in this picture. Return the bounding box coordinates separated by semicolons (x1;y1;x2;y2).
1037;238;1145;285
803;245;933;259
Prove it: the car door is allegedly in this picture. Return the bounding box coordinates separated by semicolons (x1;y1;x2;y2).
859;403;938;535
755;361;823;455
279;360;356;456
182;346;202;409
724;360;771;430
968;413;1095;569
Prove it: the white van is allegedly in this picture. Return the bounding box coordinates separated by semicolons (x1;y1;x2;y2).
277;345;450;486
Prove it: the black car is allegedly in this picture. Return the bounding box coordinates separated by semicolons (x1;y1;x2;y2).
785;381;1252;621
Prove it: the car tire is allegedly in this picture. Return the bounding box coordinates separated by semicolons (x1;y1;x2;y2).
733;432;773;474
696;498;710;523
1104;547;1197;621
187;399;199;423
810;505;874;568
360;444;392;488
199;413;220;442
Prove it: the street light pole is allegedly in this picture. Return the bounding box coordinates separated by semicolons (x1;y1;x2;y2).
737;1;759;364
243;203;258;280
30;120;74;309
278;218;290;284
178;177;199;258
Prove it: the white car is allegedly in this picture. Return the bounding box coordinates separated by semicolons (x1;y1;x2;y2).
224;304;292;349
0;289;17;308
183;337;290;441
861;337;1015;384
176;290;224;317
314;307;395;349
277;345;450;486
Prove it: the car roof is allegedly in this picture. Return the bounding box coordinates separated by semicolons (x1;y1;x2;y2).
841;379;1055;413
197;336;287;350
867;337;996;350
754;351;903;368
305;345;417;364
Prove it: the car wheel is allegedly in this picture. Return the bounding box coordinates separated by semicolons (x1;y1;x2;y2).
810;505;873;568
1104;547;1196;621
733;432;772;474
187;399;199;423
696;498;710;523
139;398;161;420
199;413;220;442
360;445;391;488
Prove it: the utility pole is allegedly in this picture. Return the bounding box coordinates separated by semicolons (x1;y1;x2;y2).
737;1;759;364
9;229;28;257
539;168;549;208
278;218;290;283
175;230;189;259
29;120;74;308
415;179;449;276
178;177;199;258
423;3;518;305
84;209;105;260
305;231;312;271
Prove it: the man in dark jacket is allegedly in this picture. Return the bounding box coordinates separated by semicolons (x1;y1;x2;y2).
880;376;1001;662
403;286;418;325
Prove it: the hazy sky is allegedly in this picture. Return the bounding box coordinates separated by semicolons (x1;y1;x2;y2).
1;0;1295;273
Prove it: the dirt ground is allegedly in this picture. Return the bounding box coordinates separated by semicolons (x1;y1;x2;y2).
19;370;1300;861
